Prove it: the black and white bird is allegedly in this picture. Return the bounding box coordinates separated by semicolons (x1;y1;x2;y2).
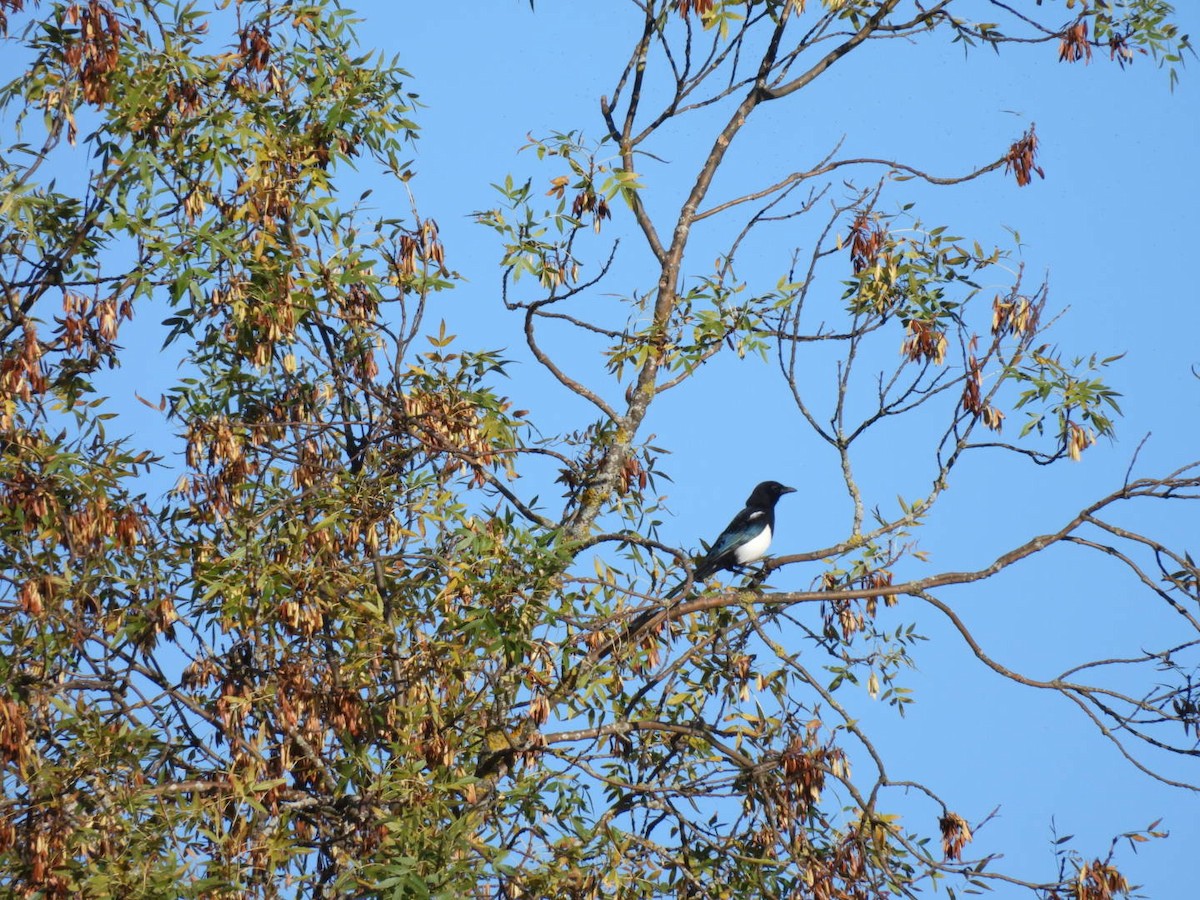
685;480;796;586
594;480;796;662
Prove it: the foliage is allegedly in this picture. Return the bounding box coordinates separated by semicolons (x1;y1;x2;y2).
1;1;1196;898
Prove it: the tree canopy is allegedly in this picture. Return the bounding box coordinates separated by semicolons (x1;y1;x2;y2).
0;1;1196;898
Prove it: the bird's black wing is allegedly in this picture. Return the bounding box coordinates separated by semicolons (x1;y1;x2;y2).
694;506;766;579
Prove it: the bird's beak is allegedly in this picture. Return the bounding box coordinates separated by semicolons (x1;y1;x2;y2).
782;485;796;494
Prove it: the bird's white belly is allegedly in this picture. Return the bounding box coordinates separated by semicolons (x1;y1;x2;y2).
733;524;772;565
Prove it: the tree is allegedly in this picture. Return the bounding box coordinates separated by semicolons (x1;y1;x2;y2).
0;0;1196;897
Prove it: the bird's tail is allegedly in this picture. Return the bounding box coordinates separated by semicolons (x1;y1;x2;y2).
592;575;693;662
665;556;714;600
662;579;687;602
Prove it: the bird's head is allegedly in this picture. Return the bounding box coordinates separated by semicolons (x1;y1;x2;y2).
746;480;796;507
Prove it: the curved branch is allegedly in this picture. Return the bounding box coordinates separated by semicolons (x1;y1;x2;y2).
697;152;1010;222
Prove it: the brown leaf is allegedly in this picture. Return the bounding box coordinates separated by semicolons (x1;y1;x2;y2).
1004;125;1045;188
677;0;714;18
940;812;973;860
1059;19;1092;64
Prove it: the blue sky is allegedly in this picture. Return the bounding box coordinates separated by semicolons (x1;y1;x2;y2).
4;0;1196;893
364;2;1199;894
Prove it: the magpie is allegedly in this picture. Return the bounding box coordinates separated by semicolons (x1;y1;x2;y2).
592;480;795;661
683;479;797;587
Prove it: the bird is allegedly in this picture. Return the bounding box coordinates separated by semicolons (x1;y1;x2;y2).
592;480;796;662
682;479;797;588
